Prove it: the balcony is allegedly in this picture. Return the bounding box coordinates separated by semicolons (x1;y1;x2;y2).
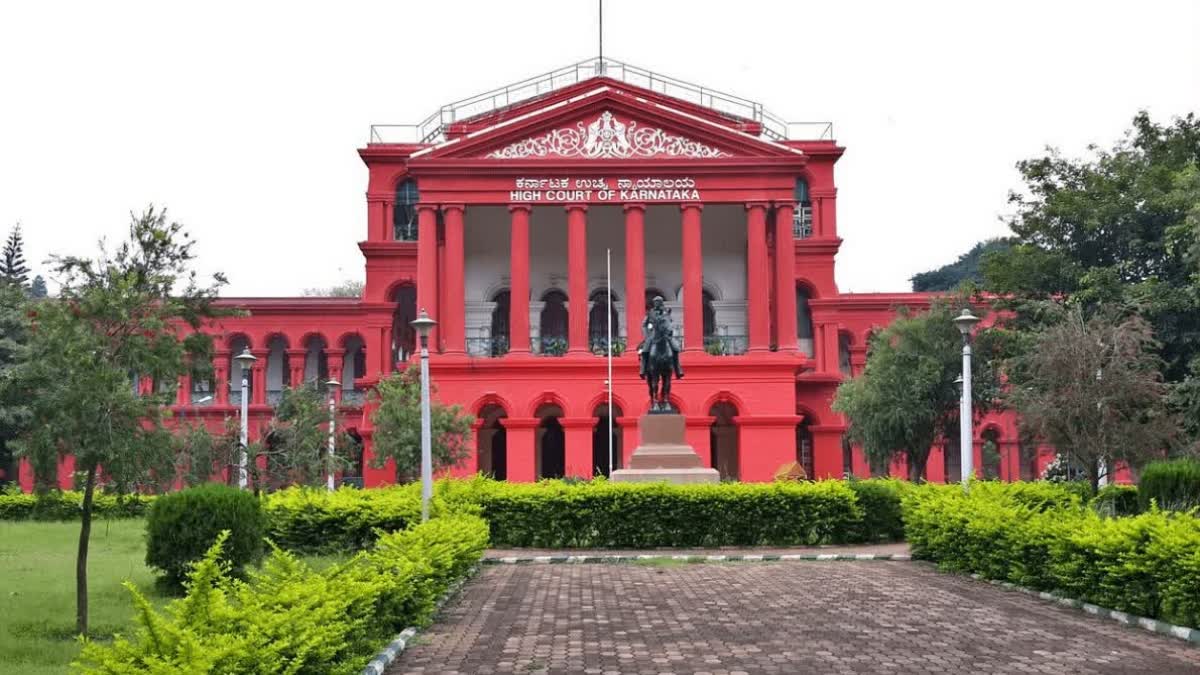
704;334;748;356
793;205;813;239
341;389;367;407
590;337;628;357
466;336;510;358
534;336;569;357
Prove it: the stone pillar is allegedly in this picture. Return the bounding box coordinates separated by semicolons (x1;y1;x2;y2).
442;204;466;353
251;350;268;405
214;351;230;406
367;194;388;241
326;349;345;404
566;204;589;353
504;418;539;482
813;189;837;238
286;349;307;388
416;204;440;351
509;205;532;354
774;203;798;351
745;202;770;351
680;203;704;349
561;417;595;478
623;203;646;349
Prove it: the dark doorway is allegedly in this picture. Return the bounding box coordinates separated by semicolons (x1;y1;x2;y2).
709;402;739;480
539;417;565;479
592;404;622;477
477;404;508;480
392;284;417;366
796;421;814;479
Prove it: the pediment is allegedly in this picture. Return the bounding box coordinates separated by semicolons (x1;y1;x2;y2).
412;87;800;162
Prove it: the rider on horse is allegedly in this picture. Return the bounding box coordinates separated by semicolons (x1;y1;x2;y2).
637;296;684;380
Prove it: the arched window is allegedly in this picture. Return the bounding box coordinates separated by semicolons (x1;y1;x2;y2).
539;289;568;355
588;288;619;351
391;284;417;366
265;335;288;405
394;179;419;241
794;178;813;239
477;404;508;480
228;335;253;405
709;402;739;480
489;290;511;355
342;334;366;386
303;335;329;384
796;287;814;357
796;420;814;479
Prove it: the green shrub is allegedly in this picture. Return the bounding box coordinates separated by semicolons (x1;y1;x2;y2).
75;515;489;674
903;482;1200;628
1139;458;1200;512
845;478;908;542
1092;484;1140;517
0;490;153;520
145;483;267;585
264;485;422;555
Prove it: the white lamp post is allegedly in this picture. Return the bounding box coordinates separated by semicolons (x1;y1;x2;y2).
233;348;257;489
953;309;981;493
325;377;341;491
411;309;437;522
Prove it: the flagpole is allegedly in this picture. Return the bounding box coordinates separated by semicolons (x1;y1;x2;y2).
607;247;614;477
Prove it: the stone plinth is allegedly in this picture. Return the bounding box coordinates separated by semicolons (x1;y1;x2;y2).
610;414;719;484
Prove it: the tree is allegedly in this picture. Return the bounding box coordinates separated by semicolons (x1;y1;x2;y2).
11;206;229;635
1006;305;1179;492
369;367;473;480
251;381;352;491
833;297;1002;481
911;238;1011;292
172;418;241;488
28;275;47;299
1;223;30;288
0;283;31;488
303;279;364;298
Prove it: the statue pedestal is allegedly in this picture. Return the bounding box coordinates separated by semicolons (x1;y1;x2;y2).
610;414;720;484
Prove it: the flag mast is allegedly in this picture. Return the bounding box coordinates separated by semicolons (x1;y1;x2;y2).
607;247;614;477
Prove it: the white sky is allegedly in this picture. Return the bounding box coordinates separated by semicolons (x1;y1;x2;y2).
1;1;1197;296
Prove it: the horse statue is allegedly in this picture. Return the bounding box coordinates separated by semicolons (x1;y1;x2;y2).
639;296;683;413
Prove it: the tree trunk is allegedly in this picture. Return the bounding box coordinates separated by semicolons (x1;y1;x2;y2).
908;452;928;483
76;462;97;636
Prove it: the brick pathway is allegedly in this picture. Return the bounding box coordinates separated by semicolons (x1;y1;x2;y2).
389;561;1200;675
484;542;912;560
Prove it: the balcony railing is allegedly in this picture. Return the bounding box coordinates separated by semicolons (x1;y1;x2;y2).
704;335;748;356
794;205;813;239
535;336;569;357
190;390;215;406
589;337;627;357
267;390;283;406
369;57;833;144
466;336;510;358
341;389;367;407
230;390;244;406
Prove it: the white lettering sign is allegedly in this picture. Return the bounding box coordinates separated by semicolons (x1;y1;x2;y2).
510;177;700;203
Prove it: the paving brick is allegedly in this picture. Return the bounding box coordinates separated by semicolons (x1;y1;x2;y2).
388;562;1200;674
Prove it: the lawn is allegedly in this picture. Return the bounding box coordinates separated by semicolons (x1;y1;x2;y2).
0;519;162;675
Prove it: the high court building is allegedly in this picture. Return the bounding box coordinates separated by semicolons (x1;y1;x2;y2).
22;58;1037;491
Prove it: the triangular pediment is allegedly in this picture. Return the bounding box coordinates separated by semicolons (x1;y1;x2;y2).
411;85;801;162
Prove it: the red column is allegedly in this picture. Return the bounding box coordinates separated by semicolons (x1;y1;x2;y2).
214;351;229;406
566;204;589;353
617;416;639;469
561;417;595;478
680;203;704;350
745;202;770;351
774;204;798;351
326;349;345;404
504;418;539;482
442;204;466;354
623;203;646;350
416;204;439;351
509;205;532;354
286;349;306;388
251;350;268;405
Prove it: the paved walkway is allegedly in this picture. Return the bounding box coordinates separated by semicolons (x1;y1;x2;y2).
389;561;1200;675
483;542;912;560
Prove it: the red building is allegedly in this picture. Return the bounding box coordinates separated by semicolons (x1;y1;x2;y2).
19;59;1042;491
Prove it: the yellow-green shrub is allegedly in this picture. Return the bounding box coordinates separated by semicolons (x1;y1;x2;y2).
0;489;153;520
264;485;422;554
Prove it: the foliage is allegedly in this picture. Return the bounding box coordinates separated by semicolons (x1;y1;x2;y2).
29;274;48;298
1005;305;1179;492
1;222;30;287
369;367;473;481
0;283;31;489
302;278;365;298
264;485;422;555
172;418;240;489
903;482;1200;628
0;490;154;520
252;382;352;492
1138;458;1200;512
1092;484;1140;518
833;296;1002;481
910;238;1011;292
144;484;266;586
7;206;232;634
844;478;910;542
74;515;489;674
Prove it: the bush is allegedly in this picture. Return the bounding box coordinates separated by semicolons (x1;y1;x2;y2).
145;483;267;585
0;490;153;520
1092;484;1140;517
1139;458;1200;512
264;485;422;555
903;482;1200;628
845;478;908;542
75;515;489;674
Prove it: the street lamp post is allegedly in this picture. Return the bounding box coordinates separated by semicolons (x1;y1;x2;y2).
325;378;341;491
410;309;438;522
953;309;981;493
233;348;257;490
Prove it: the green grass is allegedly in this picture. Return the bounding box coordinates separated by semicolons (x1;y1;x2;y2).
0;518;163;675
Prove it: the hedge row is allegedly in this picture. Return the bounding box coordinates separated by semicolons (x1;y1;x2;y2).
74;514;489;674
0;489;153;520
264;484;423;554
904;482;1200;628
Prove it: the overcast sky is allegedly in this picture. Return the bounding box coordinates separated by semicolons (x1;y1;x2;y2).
1;1;1197;296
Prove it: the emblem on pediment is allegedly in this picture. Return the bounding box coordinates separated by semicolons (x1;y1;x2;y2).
486;111;731;159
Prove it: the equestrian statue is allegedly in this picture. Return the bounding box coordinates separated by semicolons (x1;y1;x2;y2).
637;296;684;413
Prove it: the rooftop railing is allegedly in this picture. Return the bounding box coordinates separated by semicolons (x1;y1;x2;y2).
369;57;833;145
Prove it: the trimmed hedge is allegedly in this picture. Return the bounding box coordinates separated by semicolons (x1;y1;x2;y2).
264;484;423;555
1139;458;1200;512
1092;484;1140;517
904;482;1200;628
145;484;267;585
0;490;153;520
75;514;489;674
